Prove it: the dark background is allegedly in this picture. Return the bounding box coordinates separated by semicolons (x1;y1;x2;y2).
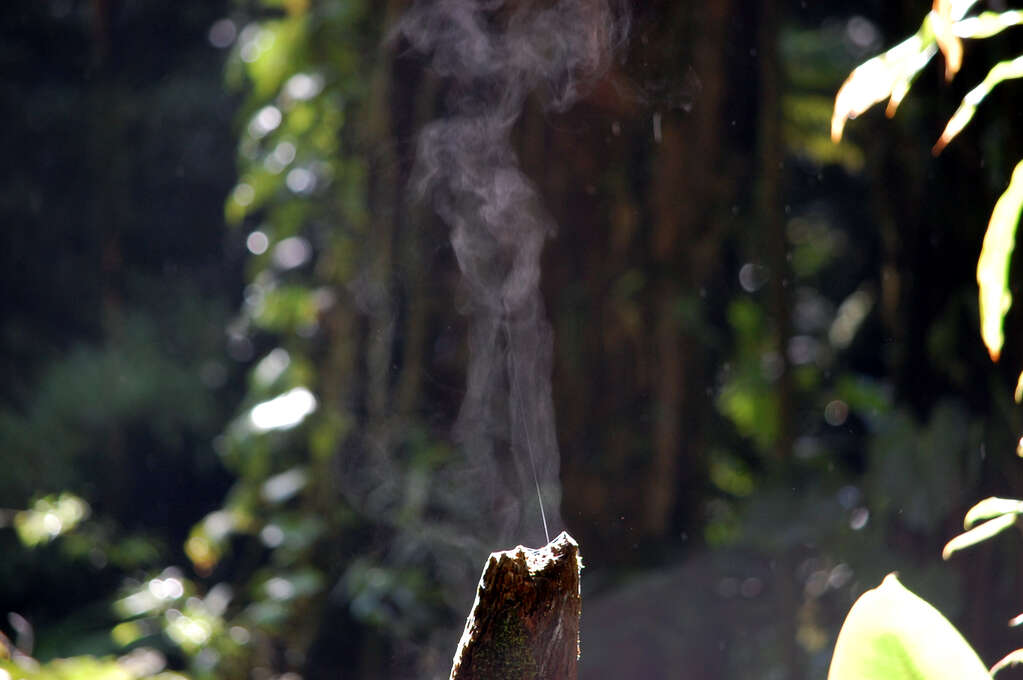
3;1;1023;679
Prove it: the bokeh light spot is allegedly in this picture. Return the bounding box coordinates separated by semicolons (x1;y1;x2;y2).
229;626;251;645
264;141;297;174
829;288;873;348
232;183;255;207
284;73;325;101
261;524;285;548
272;236;312;270
846;16;879;49
850;507;870;530
805;569;829;598
42;511;63;536
738;263;768;292
148;577;184;600
249;106;282;139
239;24;272;63
246;230;269;255
249;387;317;431
208;19;237;48
824;399;849;426
740;577;763;598
829;563;853;589
254;348;290;386
262;468;307;503
787;335;819;365
286;167;316;194
265;577;295;600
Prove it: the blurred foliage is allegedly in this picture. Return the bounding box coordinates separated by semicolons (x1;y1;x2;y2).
832;1;1023;379
0;0;240;675
13;494;90;548
0;655;187;680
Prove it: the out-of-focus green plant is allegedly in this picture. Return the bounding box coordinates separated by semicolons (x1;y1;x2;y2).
0;652;187;680
150;1;461;677
827;5;1023;674
12;494;89;548
1;623;188;680
832;0;1023;393
827;492;1023;679
0;0;464;674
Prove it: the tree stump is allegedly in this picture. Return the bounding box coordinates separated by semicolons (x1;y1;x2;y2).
449;531;582;680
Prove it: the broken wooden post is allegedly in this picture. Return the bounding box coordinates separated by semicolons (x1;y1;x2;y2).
449;531;582;680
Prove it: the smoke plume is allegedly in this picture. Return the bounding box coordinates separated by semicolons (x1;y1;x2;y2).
399;0;628;548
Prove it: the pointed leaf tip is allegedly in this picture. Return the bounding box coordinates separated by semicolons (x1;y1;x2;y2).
943;513;1018;559
933;0;964;81
828;573;990;680
991;649;1023;676
977;159;1023;364
962;497;1023;529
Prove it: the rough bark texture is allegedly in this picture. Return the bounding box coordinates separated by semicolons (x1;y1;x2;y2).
450;532;582;680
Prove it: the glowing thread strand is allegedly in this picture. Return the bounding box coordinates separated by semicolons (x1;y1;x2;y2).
512;343;550;544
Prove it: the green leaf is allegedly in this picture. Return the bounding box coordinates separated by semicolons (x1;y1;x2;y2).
962;496;1023;528
934;57;1023;154
992;649;1023;676
828;573;990;680
831;1;977;142
953;10;1023;39
831;30;937;141
977;159;1023;361
943;513;1018;559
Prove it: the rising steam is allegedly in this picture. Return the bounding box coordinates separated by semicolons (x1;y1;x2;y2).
400;0;628;548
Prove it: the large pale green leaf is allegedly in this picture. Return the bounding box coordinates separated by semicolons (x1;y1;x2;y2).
977;159;1023;362
828;574;990;680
